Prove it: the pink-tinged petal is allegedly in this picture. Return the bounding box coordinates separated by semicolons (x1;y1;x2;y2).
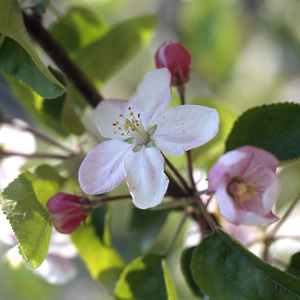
238;210;279;226
208;150;247;191
261;170;281;213
152;105;219;156
239;146;279;173
92;99;129;139
129;68;172;129
215;185;239;225
124;146;169;209
79;140;133;195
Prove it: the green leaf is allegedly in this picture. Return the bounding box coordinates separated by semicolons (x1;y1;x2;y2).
71;217;124;289
75;15;156;87
192;228;300;300
287;252;300;278
50;6;108;55
0;0;65;98
29;0;49;15
0;165;64;269
226;103;300;161
181;247;203;298
162;260;178;300
114;254;177;300
129;207;170;250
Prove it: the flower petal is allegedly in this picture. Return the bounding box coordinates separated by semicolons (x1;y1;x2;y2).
92;99;129;139
215;185;239;225
238;210;279;226
79;140;133;195
129;68;172;129
124;146;169;209
152;105;219;156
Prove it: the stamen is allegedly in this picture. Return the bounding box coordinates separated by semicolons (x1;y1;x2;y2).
118;127;122;130
112;123;116;126
113;130;117;134
116;121;119;124
128;107;131;110
138;113;140;118
129;112;134;116
119;114;123;117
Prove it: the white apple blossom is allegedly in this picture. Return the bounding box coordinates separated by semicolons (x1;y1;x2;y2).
79;68;219;209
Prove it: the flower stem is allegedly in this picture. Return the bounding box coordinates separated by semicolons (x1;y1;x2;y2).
90;194;131;208
163;154;192;195
176;85;197;191
196;196;217;231
162;207;193;257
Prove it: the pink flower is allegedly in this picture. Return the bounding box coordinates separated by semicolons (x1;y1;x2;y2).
79;68;219;209
155;42;192;86
47;193;91;234
208;146;280;226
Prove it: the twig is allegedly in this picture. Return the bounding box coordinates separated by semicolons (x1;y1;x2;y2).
163;154;192;195
0;150;73;160
162;207;193;257
22;12;103;108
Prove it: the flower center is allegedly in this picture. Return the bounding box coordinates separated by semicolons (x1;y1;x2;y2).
112;106;149;145
227;177;257;203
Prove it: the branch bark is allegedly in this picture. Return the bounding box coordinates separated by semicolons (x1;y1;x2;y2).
22;12;104;108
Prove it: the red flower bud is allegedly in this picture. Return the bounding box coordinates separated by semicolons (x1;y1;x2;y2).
155;42;192;86
47;193;91;234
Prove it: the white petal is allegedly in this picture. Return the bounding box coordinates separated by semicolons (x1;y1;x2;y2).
239;211;279;226
129;69;172;129
92;99;129;139
152;105;219;156
124;146;169;209
79;140;133;195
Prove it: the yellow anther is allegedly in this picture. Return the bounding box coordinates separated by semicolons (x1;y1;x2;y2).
119;114;123;117
131;128;135;131
115;121;119;124
125;118;129;122
113;130;117;134
123;124;129;130
129;112;134;116
112;123;116;126
121;133;125;136
118;127;122;130
126;131;130;134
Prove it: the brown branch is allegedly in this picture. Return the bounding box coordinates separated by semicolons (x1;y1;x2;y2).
22;12;103;108
0;150;73;160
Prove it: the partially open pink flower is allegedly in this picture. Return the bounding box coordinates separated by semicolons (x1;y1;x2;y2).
208;146;280;226
47;193;91;234
79;68;219;209
155;42;192;86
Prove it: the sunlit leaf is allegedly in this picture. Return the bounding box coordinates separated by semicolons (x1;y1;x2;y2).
226;103;300;161
192;228;300;300
114;254;177;300
71;216;124;289
0;165;64;269
0;0;65;98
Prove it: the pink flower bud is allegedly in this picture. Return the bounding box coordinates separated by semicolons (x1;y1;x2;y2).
47;193;91;234
208;146;280;226
155;42;192;86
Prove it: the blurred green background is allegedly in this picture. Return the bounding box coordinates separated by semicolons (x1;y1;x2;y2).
1;0;300;299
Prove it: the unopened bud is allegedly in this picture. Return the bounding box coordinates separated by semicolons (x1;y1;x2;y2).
155;42;192;86
47;192;91;234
